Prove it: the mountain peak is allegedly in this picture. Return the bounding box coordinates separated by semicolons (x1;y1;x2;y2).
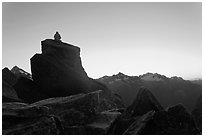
11;66;32;80
170;76;184;81
139;72;167;81
117;72;125;76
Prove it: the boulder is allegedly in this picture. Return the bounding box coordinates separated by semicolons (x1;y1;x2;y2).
3;116;61;135
30;39;103;97
126;87;164;117
2;90;122;135
30;90;120;118
2;102;62;135
2;103;49;119
30;90;121;134
2;102;49;129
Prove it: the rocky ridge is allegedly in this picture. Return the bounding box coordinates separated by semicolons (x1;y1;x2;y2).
98;72;202;111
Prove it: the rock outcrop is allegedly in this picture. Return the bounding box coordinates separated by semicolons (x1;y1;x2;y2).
126;87;164;117
108;88;199;135
136;104;199;135
3;39;113;104
122;104;199;135
108;87;163;134
2;90;121;135
30;39;106;98
2;102;61;135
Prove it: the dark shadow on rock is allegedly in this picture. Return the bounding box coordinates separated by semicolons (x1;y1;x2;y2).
13;77;48;103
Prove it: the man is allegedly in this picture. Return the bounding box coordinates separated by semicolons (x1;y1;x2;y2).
54;31;61;41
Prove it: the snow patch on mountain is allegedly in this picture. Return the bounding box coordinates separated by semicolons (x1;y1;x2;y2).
139;73;165;81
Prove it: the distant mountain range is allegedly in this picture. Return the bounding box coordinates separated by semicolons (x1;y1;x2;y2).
97;72;202;111
190;79;202;85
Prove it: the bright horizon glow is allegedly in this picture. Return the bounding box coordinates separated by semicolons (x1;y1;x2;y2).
2;2;202;80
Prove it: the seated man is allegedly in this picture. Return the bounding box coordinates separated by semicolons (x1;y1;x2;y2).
54;31;61;41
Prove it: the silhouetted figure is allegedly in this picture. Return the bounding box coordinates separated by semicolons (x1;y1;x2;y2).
54;31;61;41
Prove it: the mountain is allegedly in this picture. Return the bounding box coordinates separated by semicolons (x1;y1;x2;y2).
98;72;202;111
139;72;168;81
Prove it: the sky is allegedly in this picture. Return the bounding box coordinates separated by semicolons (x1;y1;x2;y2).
2;2;202;80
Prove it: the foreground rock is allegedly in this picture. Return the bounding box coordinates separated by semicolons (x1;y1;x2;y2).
2;90;122;135
108;88;199;135
2;102;61;135
3;116;61;135
30;90;122;134
30;39;106;98
135;104;199;135
108;87;164;134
